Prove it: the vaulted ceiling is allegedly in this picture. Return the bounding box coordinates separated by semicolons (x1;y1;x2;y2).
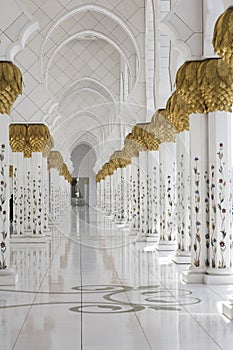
5;0;144;166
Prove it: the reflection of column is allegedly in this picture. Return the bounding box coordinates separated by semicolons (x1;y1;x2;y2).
173;131;191;264
147;150;160;241
183;114;208;283
0;115;18;284
157;142;177;251
205;111;233;284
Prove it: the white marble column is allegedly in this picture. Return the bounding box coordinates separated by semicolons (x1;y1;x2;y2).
120;167;127;224
147;150;160;242
96;181;100;208
28;152;46;241
205;111;233;284
114;168;122;223
138;151;150;238
99;179;103;211
0;115;18;285
49;167;61;224
105;175;111;216
109;174;114;218
42;157;50;235
12;152;24;237
182;114;209;283
112;171;118;221
157;142;177;251
124;164;132;223
131;157;140;232
173;131;191;264
23;157;33;233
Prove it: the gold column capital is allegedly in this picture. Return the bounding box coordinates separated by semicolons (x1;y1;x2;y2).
175;60;205;116
198;58;233;113
9;124;27;152
48;151;64;171
0;61;22;115
150;109;177;142
166;94;190;133
213;6;233;65
43;135;54;158
27;124;50;153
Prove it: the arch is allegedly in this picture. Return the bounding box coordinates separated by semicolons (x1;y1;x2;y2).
41;4;140;65
39;4;141;98
59;77;116;106
60;88;110;108
6;20;39;61
44;30;132;87
52;110;107;139
69;130;101;155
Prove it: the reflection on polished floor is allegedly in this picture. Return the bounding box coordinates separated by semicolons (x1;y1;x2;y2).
1;207;233;350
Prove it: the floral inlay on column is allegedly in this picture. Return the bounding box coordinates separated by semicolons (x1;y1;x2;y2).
26;171;31;230
0;144;7;269
193;157;201;267
167;168;176;241
152;166;159;233
19;186;23;234
217;143;227;268
204;170;210;267
210;165;217;268
37;165;42;234
13;167;18;234
160;164;165;239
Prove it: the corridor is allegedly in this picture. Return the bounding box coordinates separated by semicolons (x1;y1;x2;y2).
0;207;233;350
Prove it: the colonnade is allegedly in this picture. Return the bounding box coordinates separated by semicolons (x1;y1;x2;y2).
96;8;233;293
0;62;72;285
9;125;72;244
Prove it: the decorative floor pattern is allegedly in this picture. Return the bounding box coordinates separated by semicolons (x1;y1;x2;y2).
0;207;233;349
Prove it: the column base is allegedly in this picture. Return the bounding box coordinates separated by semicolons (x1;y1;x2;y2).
105;214;114;220
136;234;148;242
182;267;206;283
143;243;157;252
44;228;51;236
204;268;233;284
128;229;139;236
121;225;132;232
222;301;233;320
0;268;18;286
49;220;61;226
11;234;47;243
157;240;177;251
172;250;191;264
146;233;160;243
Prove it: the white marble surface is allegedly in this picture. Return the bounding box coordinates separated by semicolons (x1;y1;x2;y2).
0;207;232;349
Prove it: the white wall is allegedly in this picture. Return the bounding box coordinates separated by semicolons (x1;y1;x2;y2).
71;144;97;208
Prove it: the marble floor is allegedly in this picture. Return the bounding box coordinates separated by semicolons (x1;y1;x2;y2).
1;207;233;350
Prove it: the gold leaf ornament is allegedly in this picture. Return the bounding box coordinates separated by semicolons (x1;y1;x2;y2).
213;6;233;65
0;61;22;115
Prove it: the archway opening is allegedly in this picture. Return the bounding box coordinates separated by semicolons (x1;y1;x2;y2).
71;143;97;207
